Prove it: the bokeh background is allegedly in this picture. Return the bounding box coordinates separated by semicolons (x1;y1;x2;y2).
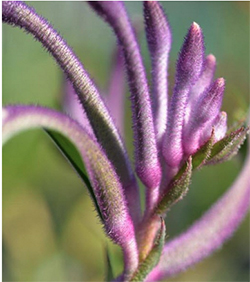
2;1;249;281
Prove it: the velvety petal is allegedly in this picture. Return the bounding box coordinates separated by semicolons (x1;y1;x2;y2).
185;54;216;124
89;1;162;191
144;1;171;145
146;137;250;281
183;78;225;156
199;111;227;146
2;1;141;225
163;22;205;168
2;105;139;275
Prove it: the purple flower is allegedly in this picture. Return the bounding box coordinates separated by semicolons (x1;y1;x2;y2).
2;1;249;281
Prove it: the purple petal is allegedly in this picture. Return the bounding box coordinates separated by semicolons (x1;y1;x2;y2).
89;1;162;191
2;1;141;225
185;54;216;124
2;105;139;275
146;137;250;281
183;78;225;156
163;22;205;169
199;111;227;146
144;1;171;145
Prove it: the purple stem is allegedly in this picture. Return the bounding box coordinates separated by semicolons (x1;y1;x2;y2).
3;105;139;276
2;1;141;224
89;2;162;194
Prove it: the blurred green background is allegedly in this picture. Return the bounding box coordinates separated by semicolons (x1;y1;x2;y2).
2;1;249;281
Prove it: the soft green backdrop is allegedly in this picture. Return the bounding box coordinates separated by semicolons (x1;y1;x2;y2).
2;2;249;281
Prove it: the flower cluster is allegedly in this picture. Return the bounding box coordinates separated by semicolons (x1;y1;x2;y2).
2;1;250;281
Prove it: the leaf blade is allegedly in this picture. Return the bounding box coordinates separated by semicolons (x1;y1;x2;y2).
45;129;103;221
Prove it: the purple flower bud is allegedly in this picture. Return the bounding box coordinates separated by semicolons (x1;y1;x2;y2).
183;78;225;156
200;111;227;146
144;1;171;145
175;22;205;89
163;22;205;168
185;54;216;124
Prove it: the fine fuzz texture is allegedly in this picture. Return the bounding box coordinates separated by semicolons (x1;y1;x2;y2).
3;2;249;281
163;22;205;169
2;0;141;225
89;1;162;191
144;1;171;145
2;105;139;276
183;78;225;155
146;140;250;281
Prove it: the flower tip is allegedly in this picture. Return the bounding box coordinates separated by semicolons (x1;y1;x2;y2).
175;20;204;88
191;21;200;32
189;22;203;39
207;54;216;64
217;77;225;87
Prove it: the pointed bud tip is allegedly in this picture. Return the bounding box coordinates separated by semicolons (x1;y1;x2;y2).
191;22;201;33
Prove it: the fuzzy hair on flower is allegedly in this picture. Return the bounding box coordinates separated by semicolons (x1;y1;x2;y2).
2;1;250;281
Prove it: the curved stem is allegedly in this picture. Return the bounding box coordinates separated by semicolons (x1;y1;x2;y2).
2;1;141;224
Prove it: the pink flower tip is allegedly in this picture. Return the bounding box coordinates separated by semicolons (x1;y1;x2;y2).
191;21;200;31
207;54;216;64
